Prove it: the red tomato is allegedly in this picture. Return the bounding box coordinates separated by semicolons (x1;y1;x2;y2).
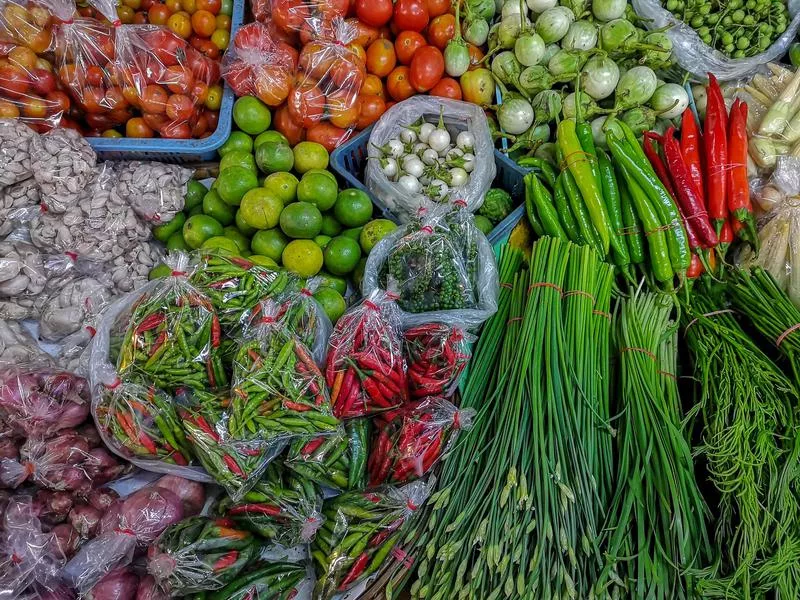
191;10;217;36
393;0;428;32
318;0;349;20
409;45;443;92
347;18;380;46
427;13;455;49
80;86;106;114
385;100;396;110
287;83;325;128
430;76;461;99
103;87;129;111
84;65;105;88
46;91;70;114
191;80;209;104
272;0;308;33
329;60;365;93
274;103;305;145
196;39;221;59
205;108;219;130
140;84;168;114
166;93;194;120
467;43;484;70
196;0;221;12
29;68;55;95
192;111;209;137
365;39;396;78
307;122;351;152
254;65;291;107
355;0;392;27
356;94;385;129
164;65;194;94
143;112;169;130
148;3;172;25
394;31;426;65
386;65;415;101
133;12;148;23
425;0;450;17
126;117;154;137
160;119;192;138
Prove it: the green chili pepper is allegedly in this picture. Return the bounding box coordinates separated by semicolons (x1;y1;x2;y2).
526;172;566;239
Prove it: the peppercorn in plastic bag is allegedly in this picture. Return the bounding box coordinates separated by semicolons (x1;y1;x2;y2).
403;322;472;399
311;479;431;599
325;290;408;419
285;418;368;492
368;398;474;486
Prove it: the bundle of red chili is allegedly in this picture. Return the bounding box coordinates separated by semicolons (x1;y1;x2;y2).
326;291;408;418
368;398;474;486
403;323;472;399
311;480;431;599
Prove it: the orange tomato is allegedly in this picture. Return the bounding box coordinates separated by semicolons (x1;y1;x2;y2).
0;100;20;119
287;82;326;128
197;0;221;12
191;9;216;37
126;117;154;137
274;103;305;145
167;0;183;12
140;84;168;114
366;38;396;78
307;122;351;152
427;13;455;49
166;93;194;121
143;112;169;131
467;43;484;70
328;90;360;128
360;74;384;98
164;65;194;94
394;31;426;65
167;12;192;38
347;18;380;47
386;66;415;101
425;0;450;17
347;43;366;64
356;94;385;129
254;65;292;106
429;76;461;99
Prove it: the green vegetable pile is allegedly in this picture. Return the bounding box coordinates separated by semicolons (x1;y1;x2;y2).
477;188;514;224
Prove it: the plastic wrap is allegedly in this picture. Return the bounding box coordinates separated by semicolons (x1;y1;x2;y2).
363;205;499;329
104;240;163;295
403;322;472;399
30;128;97;213
37;276;113;342
0;319;52;366
368;397;473;486
311;480;431;598
217;461;323;546
0;178;40;237
0;118;36;189
86;567;139;600
325;290;408;419
146;516;258;596
202;562;307;600
365;97;495;220
0;239;48;304
112;162;191;224
285;418;368;492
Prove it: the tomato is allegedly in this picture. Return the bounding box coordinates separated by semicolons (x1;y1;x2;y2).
0;100;19;118
274;103;305;145
117;5;135;23
167;0;183;13
165;93;194;120
122;86;140;108
148;3;172;25
307;122;351;152
394;31;426;65
168;12;192;38
360;74;384;98
133;12;148;23
140;84;168;113
103;87;129;111
299;41;335;80
355;0;392;27
21;97;47;119
163;65;193;94
287;82;325;128
180;0;197;12
191;111;209;137
160;119;192;138
365;39;396;78
430;76;461;99
467;43;484;70
0;65;30;99
196;39;220;59
84;65;104;88
215;14;230;29
29;68;55;95
46;90;70;114
206;108;219;130
386;65;415;101
80;86;106;114
348;18;380;46
356;94;385;129
425;0;450;17
210;28;229;49
328;92;359;128
427;14;455;49
197;0;221;12
254;65;291;107
347;43;366;65
124;0;143;9
460;67;493;105
191;9;216;36
393;0;428;32
272;0;307;33
205;83;222;109
329;60;364;94
143;111;168;130
409;45;443;92
190;80;208;104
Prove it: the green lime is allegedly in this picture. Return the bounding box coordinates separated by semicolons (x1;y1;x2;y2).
149;263;171;280
187;204;203;217
297;171;338;211
342;226;362;240
235;209;257;236
320;214;342;237
219;131;254;157
359;218;397;254
202;236;240;255
282;239;323;277
280;202;323;239
473;214;493;235
306;168;337;186
220;150;257;174
313;287;346;323
315;271;347;295
251;228;289;261
223;226;251;252
233;96;272;135
152;212;186;243
323;235;362;276
166;230;190;251
352;256;367;291
202;189;235;226
255;130;289;148
183;214;224;249
263;172;299;204
293;141;329;174
256;142;294;174
239;188;283;230
314;234;332;249
184;180;207;211
217;166;259;206
334;188;373;227
248;254;279;268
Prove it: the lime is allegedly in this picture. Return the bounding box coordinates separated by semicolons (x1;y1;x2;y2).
263;172;298;204
149;263;171;280
256;142;294;174
184;180;207;211
219;131;254;157
183;214;224;249
313;287;346;323
342;226;362;240
280;202;323;239
235;210;257;236
187;204;203;217
334;188;373;227
323;236;362;275
223;226;251;252
315;271;347;295
248;254;279;268
233;96;271;135
217;166;259;206
220;150;257;174
306;168;337;186
320;214;342;236
282;239;323;277
202;189;235;226
166;230;190;251
202;236;240;255
251;228;289;261
359;218;397;254
473;214;493;235
314;234;332;249
152;212;186;243
352;257;367;291
293;141;329;174
297;171;338;211
239;188;283;230
255;130;289;148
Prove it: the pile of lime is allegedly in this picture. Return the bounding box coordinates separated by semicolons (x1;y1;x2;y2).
151;96;398;323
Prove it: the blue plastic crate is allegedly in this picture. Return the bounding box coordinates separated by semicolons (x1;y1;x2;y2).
86;0;245;163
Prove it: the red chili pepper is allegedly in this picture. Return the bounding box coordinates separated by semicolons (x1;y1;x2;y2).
228;503;282;516
687;254;705;279
215;517;236;527
228;256;255;269
368;529;392;548
172;452;188;466
680;108;705;207
148;331;168;358
212;550;239;571
301;437;325;456
727;99;758;249
211;315;221;348
207;278;236;289
643;132;679;200
705;73;729;234
338;552;370;590
134;312;165;333
362;378;389;406
223;454;245;477
206;360;217;389
338;379;360;418
283;400;312;412
192;415;220;442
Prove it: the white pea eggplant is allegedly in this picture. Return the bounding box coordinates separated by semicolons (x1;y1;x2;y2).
497;97;535;134
648;83;689;119
562;20;598;51
592;0;627;22
534;6;574;44
514;31;546;67
613;65;659;111
580;54;620;100
456;131;475;153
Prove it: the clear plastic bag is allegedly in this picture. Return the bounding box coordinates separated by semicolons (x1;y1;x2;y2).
30;128;97;213
0;319;52;366
368;397;474;486
285;418;368;492
0;240;48;302
325;290;408;419
365;97;495;221
267;0;350;38
311;480;431;598
112;161;191;224
37;275;113;342
216;461;323;546
0;118;36;189
0;178;40;237
403;322;472;399
199;561;307;600
103;239;164;295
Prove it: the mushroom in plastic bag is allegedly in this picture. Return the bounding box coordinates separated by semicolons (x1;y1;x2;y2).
0;118;36;189
30;128;97;213
36;275;113;342
112;161;191;224
0;178;40;237
0;319;53;366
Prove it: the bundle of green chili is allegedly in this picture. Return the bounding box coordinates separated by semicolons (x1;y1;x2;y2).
204;562;306;600
597;291;712;599
285;419;369;492
683;289;800;598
